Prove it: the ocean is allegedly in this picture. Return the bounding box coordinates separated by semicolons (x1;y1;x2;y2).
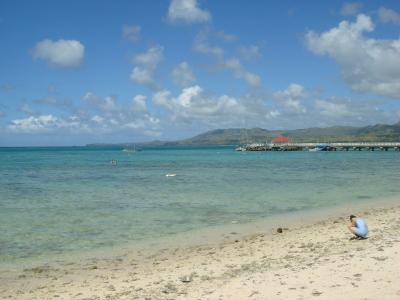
1;145;399;265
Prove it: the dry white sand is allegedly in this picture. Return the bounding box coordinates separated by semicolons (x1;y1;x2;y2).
1;204;400;300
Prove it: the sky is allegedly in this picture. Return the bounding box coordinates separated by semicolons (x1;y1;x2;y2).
0;0;400;146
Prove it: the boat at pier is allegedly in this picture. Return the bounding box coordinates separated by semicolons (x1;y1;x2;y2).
235;146;247;151
243;142;400;152
309;143;332;152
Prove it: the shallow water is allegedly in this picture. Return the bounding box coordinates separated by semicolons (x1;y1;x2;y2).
1;145;399;264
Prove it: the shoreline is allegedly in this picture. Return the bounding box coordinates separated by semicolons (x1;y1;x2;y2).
2;194;399;270
1;198;400;299
1;194;399;269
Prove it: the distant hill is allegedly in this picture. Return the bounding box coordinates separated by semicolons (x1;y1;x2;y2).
173;122;400;144
86;122;400;147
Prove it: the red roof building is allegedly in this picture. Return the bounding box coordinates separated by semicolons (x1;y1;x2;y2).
272;135;290;143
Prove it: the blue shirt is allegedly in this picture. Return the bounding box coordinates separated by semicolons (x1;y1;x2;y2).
355;218;368;237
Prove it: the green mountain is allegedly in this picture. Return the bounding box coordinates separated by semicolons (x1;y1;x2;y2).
177;122;400;144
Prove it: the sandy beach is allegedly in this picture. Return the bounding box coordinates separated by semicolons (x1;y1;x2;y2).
1;203;399;300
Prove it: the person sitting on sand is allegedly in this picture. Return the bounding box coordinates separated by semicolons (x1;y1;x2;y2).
347;215;368;238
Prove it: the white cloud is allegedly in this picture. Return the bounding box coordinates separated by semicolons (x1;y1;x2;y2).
151;85;343;131
238;45;261;61
8;115;82;133
215;30;238;42
193;29;239;56
18;91;163;135
192;30;262;87
3;97;165;142
122;25;141;42
265;110;280;119
274;84;307;113
32;39;84;68
378;7;400;24
82;92;120;114
306;14;400;98
315;100;353;117
152;85;259;127
224;58;261;87
312;97;394;126
171;62;196;87
130;46;164;88
131;95;148;112
124;120;146;129
91;115;104;123
167;0;211;23
82;91;97;103
130;67;153;85
175;85;202;107
150;84;395;131
340;2;363;16
123;114;160;130
153;90;171;108
133;46;163;68
193;30;224;56
100;96;118;112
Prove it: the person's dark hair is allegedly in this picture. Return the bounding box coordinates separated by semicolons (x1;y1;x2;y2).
349;215;356;221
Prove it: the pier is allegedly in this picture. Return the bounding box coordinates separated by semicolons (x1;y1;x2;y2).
241;142;400;152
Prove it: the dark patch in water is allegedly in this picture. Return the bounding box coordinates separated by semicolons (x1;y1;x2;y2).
270;206;302;214
356;195;372;199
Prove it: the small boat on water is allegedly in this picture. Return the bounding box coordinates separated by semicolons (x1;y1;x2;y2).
309;143;332;152
235;146;247;151
165;173;177;177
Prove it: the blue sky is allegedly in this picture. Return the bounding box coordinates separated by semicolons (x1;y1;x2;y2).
0;0;400;146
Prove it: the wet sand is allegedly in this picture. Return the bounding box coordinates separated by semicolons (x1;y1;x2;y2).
1;204;400;299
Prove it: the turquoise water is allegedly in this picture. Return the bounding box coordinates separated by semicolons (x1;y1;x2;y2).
1;146;400;263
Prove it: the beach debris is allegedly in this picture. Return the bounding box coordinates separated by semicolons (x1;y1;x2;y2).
24;266;52;274
277;227;283;233
165;173;177;177
180;274;193;283
249;291;259;297
162;282;178;294
311;290;323;296
107;285;116;291
200;275;212;281
372;256;388;261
